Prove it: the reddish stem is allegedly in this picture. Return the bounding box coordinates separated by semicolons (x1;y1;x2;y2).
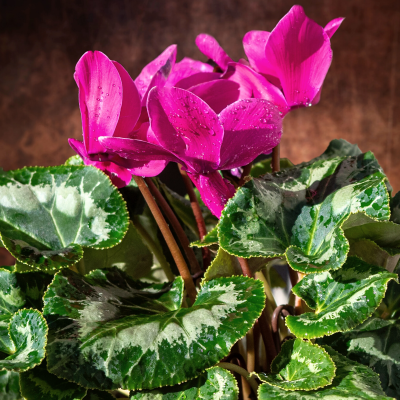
145;177;202;275
272;144;280;172
239;162;252;186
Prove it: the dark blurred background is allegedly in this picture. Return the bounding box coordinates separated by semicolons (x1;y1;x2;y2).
0;0;399;264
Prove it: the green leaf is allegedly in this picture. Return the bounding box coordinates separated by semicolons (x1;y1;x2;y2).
0;166;129;271
191;226;218;248
317;319;400;399
219;150;389;273
84;390;115;400
130;366;238;399
76;221;153;279
257;339;335;391
250;157;294;178
65;155;84;166
43;269;264;391
285;257;397;339
0;309;47;372
390;191;400;224
0;370;21;400
382;262;400;319
258;345;393;399
19;361;87;400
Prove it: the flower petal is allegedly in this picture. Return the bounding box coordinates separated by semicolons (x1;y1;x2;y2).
195;34;233;71
218;98;283;170
129;160;168;177
135;45;177;105
243;30;270;73
175;72;222;90
264;5;332;108
68;138;88;159
324;17;345;39
188;171;236;218
147;87;224;174
189;79;241;114
112;61;141;138
166;57;214;87
75;51;123;154
224;63;289;114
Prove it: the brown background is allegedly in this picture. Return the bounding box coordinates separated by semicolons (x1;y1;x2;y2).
0;0;399;264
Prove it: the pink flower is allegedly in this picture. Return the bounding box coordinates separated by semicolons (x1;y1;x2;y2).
100;87;283;217
69;47;176;187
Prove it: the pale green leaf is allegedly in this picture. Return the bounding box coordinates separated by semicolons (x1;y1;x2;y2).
43;269;264;391
258;345;393;399
129;366;238;399
286;257;397;339
257;339;335;391
191;226;218;248
65;155;84;166
0;166;129;271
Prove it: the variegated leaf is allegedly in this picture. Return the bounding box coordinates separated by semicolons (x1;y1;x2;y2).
286;257;397;339
317;319;400;399
191;226;218;248
218;148;389;273
250;157;294;178
65;155;84;166
43;269;264;391
258;346;393;399
257;339;335;391
0;370;21;400
130;366;238;399
0;166;129;271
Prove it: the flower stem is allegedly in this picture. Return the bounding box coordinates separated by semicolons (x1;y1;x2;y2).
272;144;280;172
217;362;259;396
178;165;211;269
144;177;202;275
132;216;174;282
239;162;252;186
133;176;197;303
238;257;253;277
246;327;255;373
288;267;304;315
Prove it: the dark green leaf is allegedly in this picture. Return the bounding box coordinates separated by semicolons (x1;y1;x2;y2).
84;390;115;400
130;366;238;399
0;370;21;400
0;166;129;271
390;191;400;224
250;157;294;178
219;150;389;273
44;269;264;391
257;339;335;391
318;319;400;399
382;262;400;319
258;345;393;399
19;361;87;400
286;257;397;339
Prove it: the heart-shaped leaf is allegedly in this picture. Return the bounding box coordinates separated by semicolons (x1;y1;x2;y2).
218;148;389;273
19;361;87;400
257;339;335;391
43;268;265;391
286;257;397;339
258;345;393;399
317;319;400;399
130;366;238;399
0;370;21;400
65;155;84;166
250;157;294;178
76;221;153;279
191;226;218;248
0;309;47;372
0;166;129;271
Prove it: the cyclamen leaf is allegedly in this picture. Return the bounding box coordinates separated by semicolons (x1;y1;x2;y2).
390;191;400;224
130;366;238;399
191;226;218;248
286;257;397;339
317;319;400;399
258;346;393;400
257;339;335;391
0;309;47;372
218;148;389;273
250;157;294;178
0;166;129;271
84;390;115;400
382;262;400;319
44;269;264;391
0;370;21;400
76;221;153;279
19;361;87;400
65;155;84;166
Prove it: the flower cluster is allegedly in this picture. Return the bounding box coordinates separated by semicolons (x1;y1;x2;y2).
69;5;343;217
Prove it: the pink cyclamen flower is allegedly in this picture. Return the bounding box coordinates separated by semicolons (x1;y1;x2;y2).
100;87;283;217
69;47;176;187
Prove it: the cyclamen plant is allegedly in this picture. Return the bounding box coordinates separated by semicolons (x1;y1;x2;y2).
1;5;399;400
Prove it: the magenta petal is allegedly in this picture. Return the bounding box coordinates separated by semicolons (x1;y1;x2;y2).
166;57;214;87
90;161;132;188
243;30;270;73
112;61;141;138
135;45;177;105
147;87;224;174
218;98;283;170
224;63;289;115
129;160;168;177
188;171;235;218
189;79;241;114
68;138;88;159
324;17;344;39
174;72;222;90
264;5;332;108
195;34;233;71
75;51;123;154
